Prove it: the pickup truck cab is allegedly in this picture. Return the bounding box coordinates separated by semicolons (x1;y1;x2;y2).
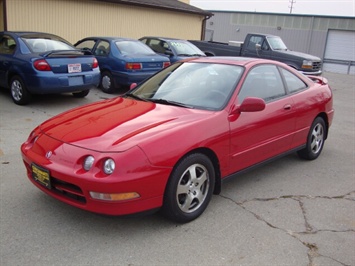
189;33;322;75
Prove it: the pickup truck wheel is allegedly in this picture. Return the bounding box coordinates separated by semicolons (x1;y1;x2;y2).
297;117;326;160
100;71;115;94
162;153;215;223
10;76;31;105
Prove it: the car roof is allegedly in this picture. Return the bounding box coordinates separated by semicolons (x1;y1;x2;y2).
140;36;189;42
2;31;61;38
80;36;139;42
182;56;283;67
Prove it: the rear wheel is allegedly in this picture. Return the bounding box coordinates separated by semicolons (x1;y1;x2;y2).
10;76;31;105
100;71;115;94
297;117;326;160
72;90;89;98
162;153;215;223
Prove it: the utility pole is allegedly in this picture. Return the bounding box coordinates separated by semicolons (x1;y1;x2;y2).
289;0;296;13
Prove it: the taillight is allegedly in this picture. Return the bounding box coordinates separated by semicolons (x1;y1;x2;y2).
125;63;142;70
33;59;51;71
92;58;99;68
163;62;171;68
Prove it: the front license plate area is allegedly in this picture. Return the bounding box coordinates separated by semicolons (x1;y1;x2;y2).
31;164;51;189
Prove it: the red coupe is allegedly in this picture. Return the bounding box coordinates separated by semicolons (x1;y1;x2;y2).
21;57;334;223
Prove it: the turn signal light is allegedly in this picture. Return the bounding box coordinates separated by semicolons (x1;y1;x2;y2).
89;191;140;201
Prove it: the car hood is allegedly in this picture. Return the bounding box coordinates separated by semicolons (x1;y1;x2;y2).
39;97;211;152
276;50;321;61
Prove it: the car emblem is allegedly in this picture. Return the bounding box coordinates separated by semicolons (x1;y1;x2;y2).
46;151;52;159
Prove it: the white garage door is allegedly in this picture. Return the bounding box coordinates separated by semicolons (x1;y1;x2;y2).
323;30;355;75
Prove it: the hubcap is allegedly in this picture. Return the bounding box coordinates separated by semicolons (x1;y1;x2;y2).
102;75;111;90
310;123;324;154
176;163;209;213
11;80;23;101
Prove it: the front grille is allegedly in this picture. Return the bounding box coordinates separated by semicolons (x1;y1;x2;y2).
51;177;86;204
312;61;322;70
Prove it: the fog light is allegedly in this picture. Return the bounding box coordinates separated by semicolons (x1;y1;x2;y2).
103;158;115;174
89;192;140;201
83;156;95;171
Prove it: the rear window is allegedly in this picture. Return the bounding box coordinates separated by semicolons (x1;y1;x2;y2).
22;35;74;53
115;41;155;56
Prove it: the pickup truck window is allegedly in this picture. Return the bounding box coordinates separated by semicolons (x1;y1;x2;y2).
280;68;308;93
267;37;288;51
238;65;286;102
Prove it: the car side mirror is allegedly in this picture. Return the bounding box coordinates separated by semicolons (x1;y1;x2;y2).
238;97;265;112
255;43;261;51
130;83;137;90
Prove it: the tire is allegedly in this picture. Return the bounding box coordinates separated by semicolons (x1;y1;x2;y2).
297;117;326;160
100;71;115;94
10;76;31;105
72;90;89;98
162;153;215;223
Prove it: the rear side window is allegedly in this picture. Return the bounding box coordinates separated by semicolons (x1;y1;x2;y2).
280;68;307;93
75;40;96;52
94;40;110;56
0;35;17;55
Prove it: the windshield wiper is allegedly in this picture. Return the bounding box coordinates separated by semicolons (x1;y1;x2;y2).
148;98;193;108
125;93;148;102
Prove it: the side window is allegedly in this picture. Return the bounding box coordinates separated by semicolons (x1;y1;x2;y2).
238;65;286;103
147;39;166;54
0;35;17;55
140;38;147;44
75;40;96;52
247;36;263;49
280;68;307;93
94;40;110;56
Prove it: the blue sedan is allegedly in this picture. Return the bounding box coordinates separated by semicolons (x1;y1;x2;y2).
74;37;171;93
139;37;206;63
0;31;100;105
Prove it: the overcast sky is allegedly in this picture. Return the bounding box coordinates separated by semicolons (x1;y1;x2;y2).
190;0;355;17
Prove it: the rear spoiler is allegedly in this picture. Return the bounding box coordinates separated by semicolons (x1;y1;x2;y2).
41;49;89;57
308;75;328;85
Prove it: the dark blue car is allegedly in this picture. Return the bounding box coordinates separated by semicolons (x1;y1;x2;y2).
74;37;171;93
0;31;100;105
139;37;206;63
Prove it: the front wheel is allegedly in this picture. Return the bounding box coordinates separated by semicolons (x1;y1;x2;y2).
297;117;326;160
10;76;31;105
162;153;215;223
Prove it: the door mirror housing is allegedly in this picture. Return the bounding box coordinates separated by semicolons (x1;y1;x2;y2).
237;97;266;113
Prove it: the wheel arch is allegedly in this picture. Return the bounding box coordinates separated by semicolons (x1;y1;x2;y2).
316;112;330;140
173;147;222;195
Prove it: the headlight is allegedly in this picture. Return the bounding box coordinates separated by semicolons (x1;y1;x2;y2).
302;60;313;69
83;155;95;171
103;158;115;175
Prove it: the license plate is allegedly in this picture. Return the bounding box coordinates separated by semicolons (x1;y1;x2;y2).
31;164;51;189
68;63;82;73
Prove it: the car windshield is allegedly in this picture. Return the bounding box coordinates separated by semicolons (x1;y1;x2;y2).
116;40;156;56
22;35;74;53
267;37;288;50
127;62;244;110
169;41;205;56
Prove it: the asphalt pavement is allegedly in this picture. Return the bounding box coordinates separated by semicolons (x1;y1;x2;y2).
0;72;354;266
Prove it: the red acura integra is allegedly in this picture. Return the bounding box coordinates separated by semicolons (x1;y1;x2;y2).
21;57;334;223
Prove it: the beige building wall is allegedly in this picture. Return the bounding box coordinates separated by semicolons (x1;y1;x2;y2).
0;0;4;31
5;0;203;43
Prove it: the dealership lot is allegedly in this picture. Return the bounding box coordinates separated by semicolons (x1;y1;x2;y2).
0;72;354;265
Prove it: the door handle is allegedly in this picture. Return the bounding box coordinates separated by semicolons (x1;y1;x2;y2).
283;104;292;110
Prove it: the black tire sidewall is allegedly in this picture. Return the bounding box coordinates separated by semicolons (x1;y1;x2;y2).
100;71;114;93
162;153;215;223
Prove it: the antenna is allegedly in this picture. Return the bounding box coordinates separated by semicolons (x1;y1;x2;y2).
289;0;296;13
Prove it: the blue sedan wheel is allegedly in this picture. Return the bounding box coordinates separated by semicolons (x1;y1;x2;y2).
100;71;115;94
10;76;31;105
